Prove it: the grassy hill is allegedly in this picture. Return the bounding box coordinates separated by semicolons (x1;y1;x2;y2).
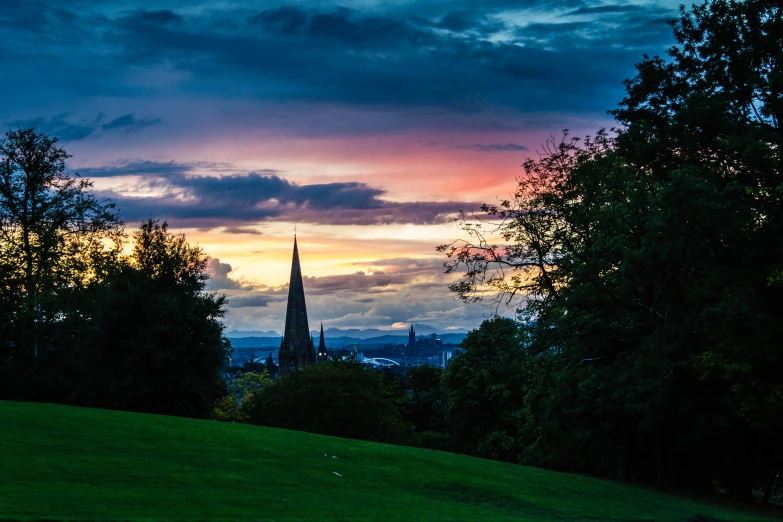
0;401;776;522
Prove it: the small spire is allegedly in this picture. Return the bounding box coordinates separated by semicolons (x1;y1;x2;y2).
318;321;327;354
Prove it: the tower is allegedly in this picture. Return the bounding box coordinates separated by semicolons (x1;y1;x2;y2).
278;236;316;375
408;324;416;355
317;322;328;362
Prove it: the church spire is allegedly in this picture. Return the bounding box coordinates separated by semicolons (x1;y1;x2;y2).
278;236;316;374
317;322;328;361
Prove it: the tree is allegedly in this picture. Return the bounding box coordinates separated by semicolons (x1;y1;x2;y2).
69;219;230;417
213;371;272;422
440;0;783;498
442;317;527;462
264;353;279;378
610;0;783;498
405;364;447;435
242;354;265;374
0;128;122;396
245;357;409;443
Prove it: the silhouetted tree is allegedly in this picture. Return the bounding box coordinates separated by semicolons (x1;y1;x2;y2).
264;353;278;378
440;0;783;499
0;128;123;398
404;364;449;449
245;357;409;443
69;220;230;417
242;352;265;373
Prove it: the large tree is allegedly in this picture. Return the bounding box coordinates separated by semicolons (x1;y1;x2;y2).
69;219;231;417
440;0;783;499
0;129;122;394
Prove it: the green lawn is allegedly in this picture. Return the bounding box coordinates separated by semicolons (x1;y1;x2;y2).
0;400;777;522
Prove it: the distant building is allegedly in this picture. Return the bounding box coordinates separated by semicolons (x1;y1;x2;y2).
278;237;317;375
438;350;454;368
331;347;364;363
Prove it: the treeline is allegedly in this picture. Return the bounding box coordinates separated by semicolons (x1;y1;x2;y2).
0;129;228;416
217;309;781;504
438;0;783;502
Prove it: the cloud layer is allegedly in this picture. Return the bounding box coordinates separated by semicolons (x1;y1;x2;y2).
83;161;476;227
0;0;681;331
2;0;676;137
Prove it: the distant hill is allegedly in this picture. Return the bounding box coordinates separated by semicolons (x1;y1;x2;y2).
0;400;774;522
224;330;281;338
318;324;469;339
227;331;468;349
226;323;470;348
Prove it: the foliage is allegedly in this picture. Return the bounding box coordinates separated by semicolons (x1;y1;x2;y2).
64;219;230;417
0;131;230;417
440;0;783;501
242;358;266;373
404;364;450;449
442;317;527;462
213;371;271;422
245;357;409;443
264;352;279;377
0;128;123;395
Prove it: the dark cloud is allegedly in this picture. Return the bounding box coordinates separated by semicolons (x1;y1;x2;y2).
106;193;282;228
465;142;528;152
88;160;474;227
78;160;274;178
227;294;277;308
303;271;411;295
0;1;677;126
222;226;263;235
5;112;161;142
133;9;183;25
7;113;100;142
79;160;193;178
248;6;309;34
101;2;673;115
436;10;505;35
101;113;162;131
108;191;467;227
176;173;386;210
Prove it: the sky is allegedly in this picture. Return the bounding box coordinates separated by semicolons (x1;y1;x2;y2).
1;0;681;333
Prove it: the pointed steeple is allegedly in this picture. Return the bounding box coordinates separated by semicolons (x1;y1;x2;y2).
317;321;327;360
278;236;316;374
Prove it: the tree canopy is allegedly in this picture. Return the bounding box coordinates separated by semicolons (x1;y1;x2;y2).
0;131;231;418
440;0;783;500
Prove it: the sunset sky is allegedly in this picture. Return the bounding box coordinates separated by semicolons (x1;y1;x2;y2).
1;0;680;332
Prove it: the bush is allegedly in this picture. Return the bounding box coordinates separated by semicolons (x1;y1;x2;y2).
244;358;409;443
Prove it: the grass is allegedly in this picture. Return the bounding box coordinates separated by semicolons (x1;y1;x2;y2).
0;400;777;522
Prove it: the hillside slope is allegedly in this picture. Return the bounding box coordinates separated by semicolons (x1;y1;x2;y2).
0;401;775;521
